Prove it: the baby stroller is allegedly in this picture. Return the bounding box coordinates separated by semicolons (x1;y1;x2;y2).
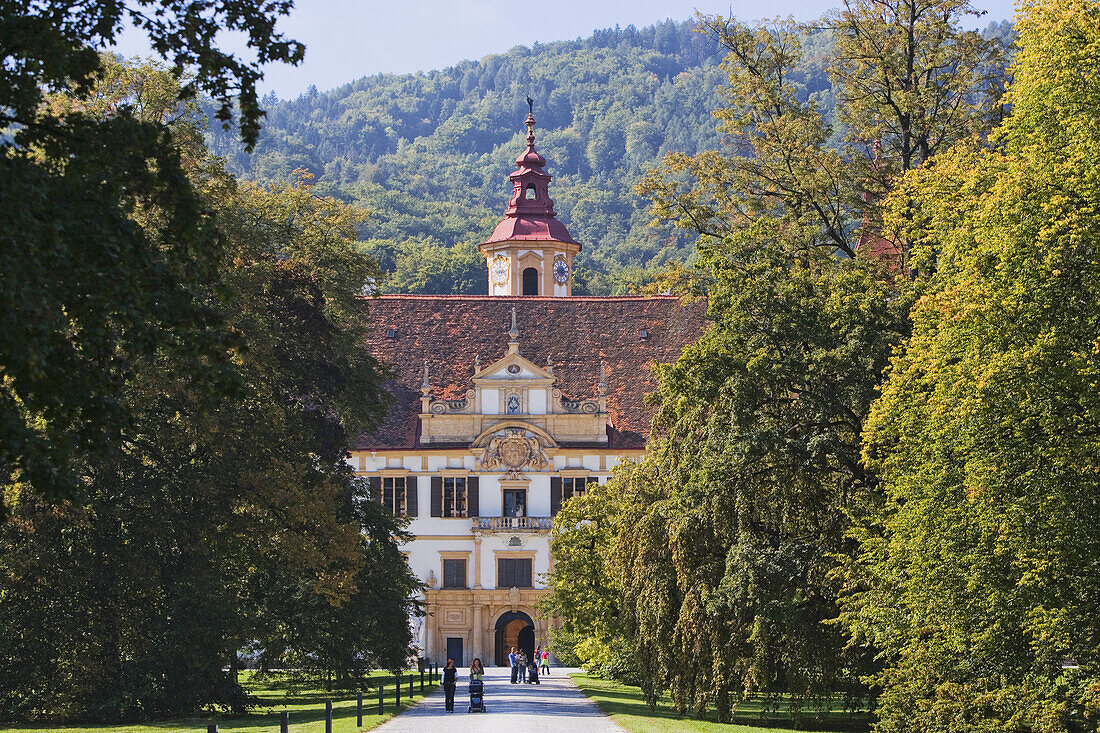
467;678;486;713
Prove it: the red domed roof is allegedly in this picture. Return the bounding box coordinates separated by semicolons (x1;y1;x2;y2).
480;112;581;250
484;214;579;245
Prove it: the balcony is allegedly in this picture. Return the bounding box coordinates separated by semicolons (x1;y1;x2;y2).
472;517;553;531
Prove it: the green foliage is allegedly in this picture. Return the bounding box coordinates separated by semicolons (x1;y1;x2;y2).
606;246;909;721
846;1;1100;729
549;3;1001;725
571;672;869;733
0;60;418;723
1;0;300;508
1;0;303;148
640;7;1003;266
205;20;733;293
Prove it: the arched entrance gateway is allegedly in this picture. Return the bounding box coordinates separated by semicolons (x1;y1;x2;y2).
494;610;535;667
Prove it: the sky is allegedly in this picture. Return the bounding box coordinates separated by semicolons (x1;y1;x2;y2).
110;0;1017;100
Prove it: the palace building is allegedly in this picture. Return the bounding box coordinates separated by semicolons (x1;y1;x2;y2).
353;112;705;667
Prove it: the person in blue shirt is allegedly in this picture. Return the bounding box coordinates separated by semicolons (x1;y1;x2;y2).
509;647;519;684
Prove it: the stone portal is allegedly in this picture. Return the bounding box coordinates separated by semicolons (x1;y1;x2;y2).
494;610;535;667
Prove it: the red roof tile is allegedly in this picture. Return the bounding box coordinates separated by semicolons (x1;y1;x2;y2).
357;295;707;451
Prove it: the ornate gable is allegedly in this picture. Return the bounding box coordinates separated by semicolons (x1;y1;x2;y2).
418;307;608;448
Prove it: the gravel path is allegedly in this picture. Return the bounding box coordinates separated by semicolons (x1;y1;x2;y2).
373;666;625;732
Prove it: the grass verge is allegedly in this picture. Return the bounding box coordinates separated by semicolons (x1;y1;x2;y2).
569;673;870;733
0;670;438;733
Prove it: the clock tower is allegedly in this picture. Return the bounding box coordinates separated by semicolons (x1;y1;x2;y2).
479;110;581;297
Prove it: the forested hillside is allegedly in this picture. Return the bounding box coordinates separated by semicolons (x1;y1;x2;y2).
206;17;1010;294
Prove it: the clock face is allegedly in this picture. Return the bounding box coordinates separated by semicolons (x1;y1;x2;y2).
553;258;569;284
491;256;509;286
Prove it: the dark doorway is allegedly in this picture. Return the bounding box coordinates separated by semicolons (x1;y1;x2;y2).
518;625;535;665
522;267;539;295
493;611;535;666
446;637;463;666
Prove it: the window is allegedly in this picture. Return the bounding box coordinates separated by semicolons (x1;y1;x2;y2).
563;477;591;502
381;476;408;515
503;489;527;518
443;559;467;589
525;183;537;200
498;558;533;588
444;477;467;518
506;394;521;414
522;267;539;295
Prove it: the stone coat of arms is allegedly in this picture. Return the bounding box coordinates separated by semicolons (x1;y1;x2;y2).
479;429;550;477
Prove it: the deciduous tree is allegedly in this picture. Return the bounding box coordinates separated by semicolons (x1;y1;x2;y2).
848;1;1100;728
1;1;302;508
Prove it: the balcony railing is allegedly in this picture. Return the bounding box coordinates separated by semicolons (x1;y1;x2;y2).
472;517;553;531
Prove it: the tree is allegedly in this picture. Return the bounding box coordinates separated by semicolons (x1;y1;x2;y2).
639;6;1002;266
0;60;417;721
1;1;302;508
545;4;1002;721
539;481;628;675
847;0;1100;728
603;242;909;720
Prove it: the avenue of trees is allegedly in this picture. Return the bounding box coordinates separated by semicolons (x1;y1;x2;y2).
1;3;418;723
546;0;1100;730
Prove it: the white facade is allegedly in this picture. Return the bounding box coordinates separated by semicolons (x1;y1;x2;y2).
352;317;639;667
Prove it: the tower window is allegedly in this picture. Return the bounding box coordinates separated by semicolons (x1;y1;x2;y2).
525;183;537;200
522;267;539;295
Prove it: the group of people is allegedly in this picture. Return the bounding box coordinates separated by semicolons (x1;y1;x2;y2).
440;657;485;712
508;645;550;684
439;647;553;712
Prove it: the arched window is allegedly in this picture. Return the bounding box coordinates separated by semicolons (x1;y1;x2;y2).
522;267;539;295
525;183;537;200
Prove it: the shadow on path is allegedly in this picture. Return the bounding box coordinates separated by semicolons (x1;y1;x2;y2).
375;667;625;732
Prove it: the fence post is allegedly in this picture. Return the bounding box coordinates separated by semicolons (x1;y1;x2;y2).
377;682;384;715
325;699;332;733
207;726;218;733
420;668;424;693
396;672;401;706
280;711;288;733
409;673;413;698
357;690;363;726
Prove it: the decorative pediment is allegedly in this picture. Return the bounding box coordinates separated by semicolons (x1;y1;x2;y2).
417;305;608;446
475;351;554;383
477;428;551;478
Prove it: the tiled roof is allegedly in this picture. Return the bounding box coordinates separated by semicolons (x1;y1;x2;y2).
356;295;708;451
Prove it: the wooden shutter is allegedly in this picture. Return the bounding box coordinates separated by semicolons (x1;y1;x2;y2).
406;476;418;517
467;477;479;518
367;476;381;503
550;476;563;516
431;476;443;517
520;558;533;588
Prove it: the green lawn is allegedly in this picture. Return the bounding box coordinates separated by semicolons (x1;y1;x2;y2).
570;673;870;733
0;670;438;733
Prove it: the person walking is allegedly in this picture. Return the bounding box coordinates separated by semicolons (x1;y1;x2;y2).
517;650;528;683
540;648;550;676
509;647;519;684
469;657;485;680
441;658;457;713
